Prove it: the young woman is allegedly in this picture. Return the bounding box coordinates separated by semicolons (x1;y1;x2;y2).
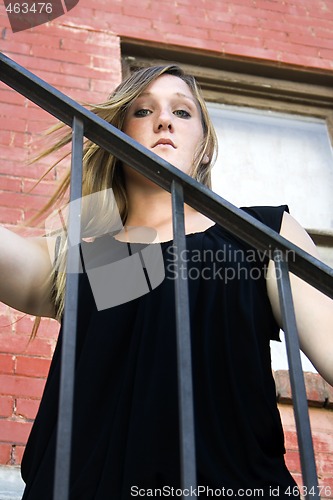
1;65;332;499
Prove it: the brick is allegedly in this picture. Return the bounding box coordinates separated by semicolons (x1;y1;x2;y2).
0;396;14;417
62;6;96;22
27;318;60;340
317;47;333;64
311;431;333;454
152;19;209;39
224;44;279;62
15;398;40;420
204;0;229;11
176;0;204;5
0;147;29;164
122;4;154;20
0;354;15;375
30;70;90;92
232;14;260;28
13;316;41;337
15;356;51;378
0;420;32;444
315;450;333;476
59;61;100;79
32;46;91;66
148;6;179;24
284;449;301;474
261;18;312;37
289;32;333;50
201;18;235;34
0;314;15;333
58;36;97;55
324;382;333;409
0;89;26;106
275;371;292;403
259;28;289;43
205;29;237;44
0;118;27;133
86;31;120;48
21;179;57;198
5;53;62;75
0;191;50;212
89;57;119;72
90;1;122;14
0;176;22;192
255;0;289;14
0;443;12;464
0;374;45;399
274;370;331;407
310;17;333;32
303;372;327;406
26;117;58;134
0;162;46;181
0;335;54;358
283;429;299;450
1;102;35;119
105;16;153;33
172;5;205;18
280;52;333;71
218;31;263;47
90;78;121;94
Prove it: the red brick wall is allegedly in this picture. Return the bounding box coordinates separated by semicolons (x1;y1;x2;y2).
281;405;333;498
1;0;333;493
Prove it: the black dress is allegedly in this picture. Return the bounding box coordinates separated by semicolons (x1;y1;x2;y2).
21;205;299;499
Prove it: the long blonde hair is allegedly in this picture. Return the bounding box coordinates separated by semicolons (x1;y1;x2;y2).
33;64;218;328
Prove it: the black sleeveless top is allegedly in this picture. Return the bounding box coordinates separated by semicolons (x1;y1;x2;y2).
21;205;299;499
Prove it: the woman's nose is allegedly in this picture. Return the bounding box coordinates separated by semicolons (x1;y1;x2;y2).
156;110;173;131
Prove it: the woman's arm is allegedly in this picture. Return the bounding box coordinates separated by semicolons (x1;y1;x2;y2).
0;226;56;318
266;212;333;386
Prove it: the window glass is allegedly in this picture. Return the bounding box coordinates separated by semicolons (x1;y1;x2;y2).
208;104;333;231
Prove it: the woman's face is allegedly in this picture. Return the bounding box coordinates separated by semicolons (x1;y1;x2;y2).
122;74;205;176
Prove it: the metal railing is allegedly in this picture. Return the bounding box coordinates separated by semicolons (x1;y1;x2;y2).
1;53;333;500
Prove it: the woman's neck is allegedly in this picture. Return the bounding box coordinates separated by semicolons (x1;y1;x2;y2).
123;183;213;243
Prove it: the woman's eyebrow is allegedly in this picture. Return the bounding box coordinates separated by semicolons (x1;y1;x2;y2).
137;91;196;103
174;92;196;103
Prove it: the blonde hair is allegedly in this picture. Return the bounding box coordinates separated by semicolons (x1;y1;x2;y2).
32;64;218;329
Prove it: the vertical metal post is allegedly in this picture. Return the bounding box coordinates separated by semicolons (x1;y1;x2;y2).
273;250;319;500
171;180;197;499
53;117;84;500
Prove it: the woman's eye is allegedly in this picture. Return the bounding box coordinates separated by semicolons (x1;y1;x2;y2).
174;109;191;118
134;109;151;117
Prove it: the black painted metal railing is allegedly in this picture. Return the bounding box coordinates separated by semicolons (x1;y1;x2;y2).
1;53;333;500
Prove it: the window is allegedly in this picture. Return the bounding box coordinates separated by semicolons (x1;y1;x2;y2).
208;104;333;232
